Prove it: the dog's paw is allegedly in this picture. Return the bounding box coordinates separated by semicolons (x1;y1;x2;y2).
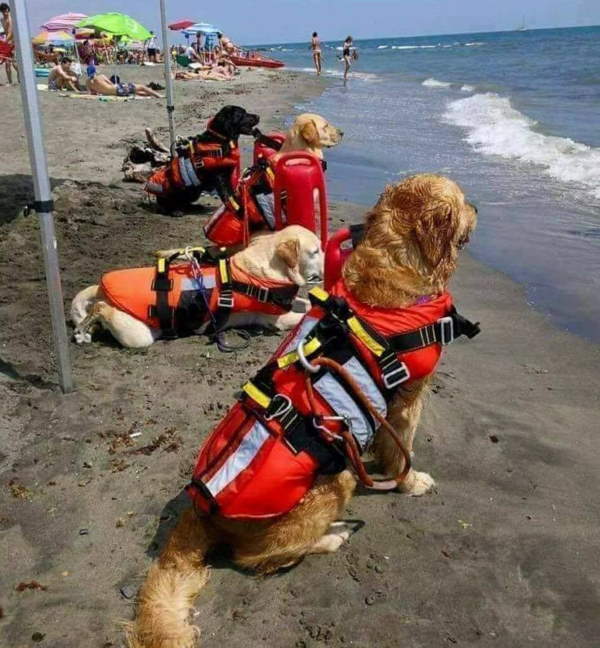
399;470;436;496
74;331;92;344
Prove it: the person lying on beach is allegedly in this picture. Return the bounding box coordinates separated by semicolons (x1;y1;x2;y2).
86;64;162;98
48;58;81;92
174;62;233;81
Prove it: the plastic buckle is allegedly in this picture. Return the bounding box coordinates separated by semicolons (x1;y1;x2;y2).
382;362;410;390
218;291;234;309
439;316;455;346
255;286;269;303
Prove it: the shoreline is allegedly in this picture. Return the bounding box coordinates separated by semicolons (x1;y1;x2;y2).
1;67;600;647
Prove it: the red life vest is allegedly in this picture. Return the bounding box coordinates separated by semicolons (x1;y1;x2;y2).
204;161;277;247
145;138;241;199
100;252;299;338
204;152;329;248
187;281;480;520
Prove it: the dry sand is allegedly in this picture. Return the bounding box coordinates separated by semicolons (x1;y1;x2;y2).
1;65;599;648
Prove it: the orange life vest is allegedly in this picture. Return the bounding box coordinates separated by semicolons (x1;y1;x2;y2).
100;252;299;339
187;281;480;520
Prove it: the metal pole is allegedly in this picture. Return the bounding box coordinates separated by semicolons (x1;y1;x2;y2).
12;0;74;393
159;0;176;151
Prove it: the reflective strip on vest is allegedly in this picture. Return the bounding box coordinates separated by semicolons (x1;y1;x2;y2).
183;157;201;187
255;192;275;228
146;181;164;194
205;204;226;229
280;316;320;356
314;356;387;451
178;157;194;187
180;274;216;291
204;420;271;497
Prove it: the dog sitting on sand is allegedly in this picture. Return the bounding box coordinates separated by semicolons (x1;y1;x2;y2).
123;174;479;648
71;225;323;349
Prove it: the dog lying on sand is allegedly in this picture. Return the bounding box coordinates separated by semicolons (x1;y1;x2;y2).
123;174;478;648
71;225;323;349
122;105;259;213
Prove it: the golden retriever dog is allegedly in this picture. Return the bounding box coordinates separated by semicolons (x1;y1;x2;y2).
276;112;343;160
71;226;323;349
124;174;477;648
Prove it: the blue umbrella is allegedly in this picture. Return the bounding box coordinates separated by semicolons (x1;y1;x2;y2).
182;22;220;36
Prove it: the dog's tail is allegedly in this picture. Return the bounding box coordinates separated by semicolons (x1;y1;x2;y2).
124;509;217;648
70;285;100;327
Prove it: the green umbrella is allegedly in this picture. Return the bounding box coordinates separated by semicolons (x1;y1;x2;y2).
76;12;152;41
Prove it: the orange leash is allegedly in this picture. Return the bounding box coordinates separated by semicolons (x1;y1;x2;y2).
304;356;411;490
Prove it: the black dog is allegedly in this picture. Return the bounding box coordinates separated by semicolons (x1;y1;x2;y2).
122;106;260;214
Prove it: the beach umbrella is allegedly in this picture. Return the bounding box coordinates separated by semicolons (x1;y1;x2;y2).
32;30;74;45
41;12;88;32
168;20;195;31
11;0;74;392
182;22;220;36
77;13;152;42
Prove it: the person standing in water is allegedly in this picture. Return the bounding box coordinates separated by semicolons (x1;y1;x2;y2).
311;32;322;76
341;35;355;83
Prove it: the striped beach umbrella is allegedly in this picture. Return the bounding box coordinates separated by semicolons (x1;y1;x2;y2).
32;30;74;45
41;13;87;32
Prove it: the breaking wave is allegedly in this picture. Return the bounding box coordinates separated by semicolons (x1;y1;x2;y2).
445;93;600;197
422;77;452;88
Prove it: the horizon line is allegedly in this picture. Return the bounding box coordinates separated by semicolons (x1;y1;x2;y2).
243;22;600;47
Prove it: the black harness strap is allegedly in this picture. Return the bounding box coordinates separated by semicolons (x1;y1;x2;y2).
150;257;177;339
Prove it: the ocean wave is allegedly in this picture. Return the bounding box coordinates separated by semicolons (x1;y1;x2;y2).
445;93;600;198
461;84;475;92
286;66;380;81
377;45;389;49
465;42;484;46
391;44;437;50
422;77;452;88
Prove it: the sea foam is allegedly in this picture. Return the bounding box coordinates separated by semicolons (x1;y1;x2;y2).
422;78;451;88
445;93;600;197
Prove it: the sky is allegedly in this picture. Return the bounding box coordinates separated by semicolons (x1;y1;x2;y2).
25;0;600;45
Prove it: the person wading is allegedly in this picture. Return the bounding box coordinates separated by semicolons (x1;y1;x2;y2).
311;31;322;75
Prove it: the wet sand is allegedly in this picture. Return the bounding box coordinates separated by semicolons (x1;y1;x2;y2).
1;65;599;648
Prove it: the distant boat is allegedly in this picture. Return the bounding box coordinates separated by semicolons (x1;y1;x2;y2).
230;51;284;68
516;17;527;32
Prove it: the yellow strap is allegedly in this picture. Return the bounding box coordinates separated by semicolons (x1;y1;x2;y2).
266;167;275;182
347;316;385;357
242;381;271;409
309;287;329;303
228;197;240;211
219;259;229;283
277;336;322;369
157;258;166;274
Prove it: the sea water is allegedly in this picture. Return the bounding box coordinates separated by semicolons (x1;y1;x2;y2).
257;27;600;342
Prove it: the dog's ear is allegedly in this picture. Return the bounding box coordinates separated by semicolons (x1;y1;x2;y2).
276;238;305;285
413;198;459;270
300;119;321;148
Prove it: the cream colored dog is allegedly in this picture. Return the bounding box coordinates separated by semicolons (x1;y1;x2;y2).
277;112;343;160
71;226;323;349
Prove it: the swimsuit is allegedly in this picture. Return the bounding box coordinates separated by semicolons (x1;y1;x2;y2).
116;82;136;97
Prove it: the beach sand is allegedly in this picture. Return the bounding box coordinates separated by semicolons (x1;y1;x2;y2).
1;66;599;647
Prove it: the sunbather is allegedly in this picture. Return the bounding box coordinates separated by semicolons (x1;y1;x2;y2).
48;57;80;92
86;63;162;98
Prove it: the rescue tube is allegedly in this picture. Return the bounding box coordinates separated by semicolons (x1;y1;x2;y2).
273;152;329;246
324;224;365;291
253;131;286;164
